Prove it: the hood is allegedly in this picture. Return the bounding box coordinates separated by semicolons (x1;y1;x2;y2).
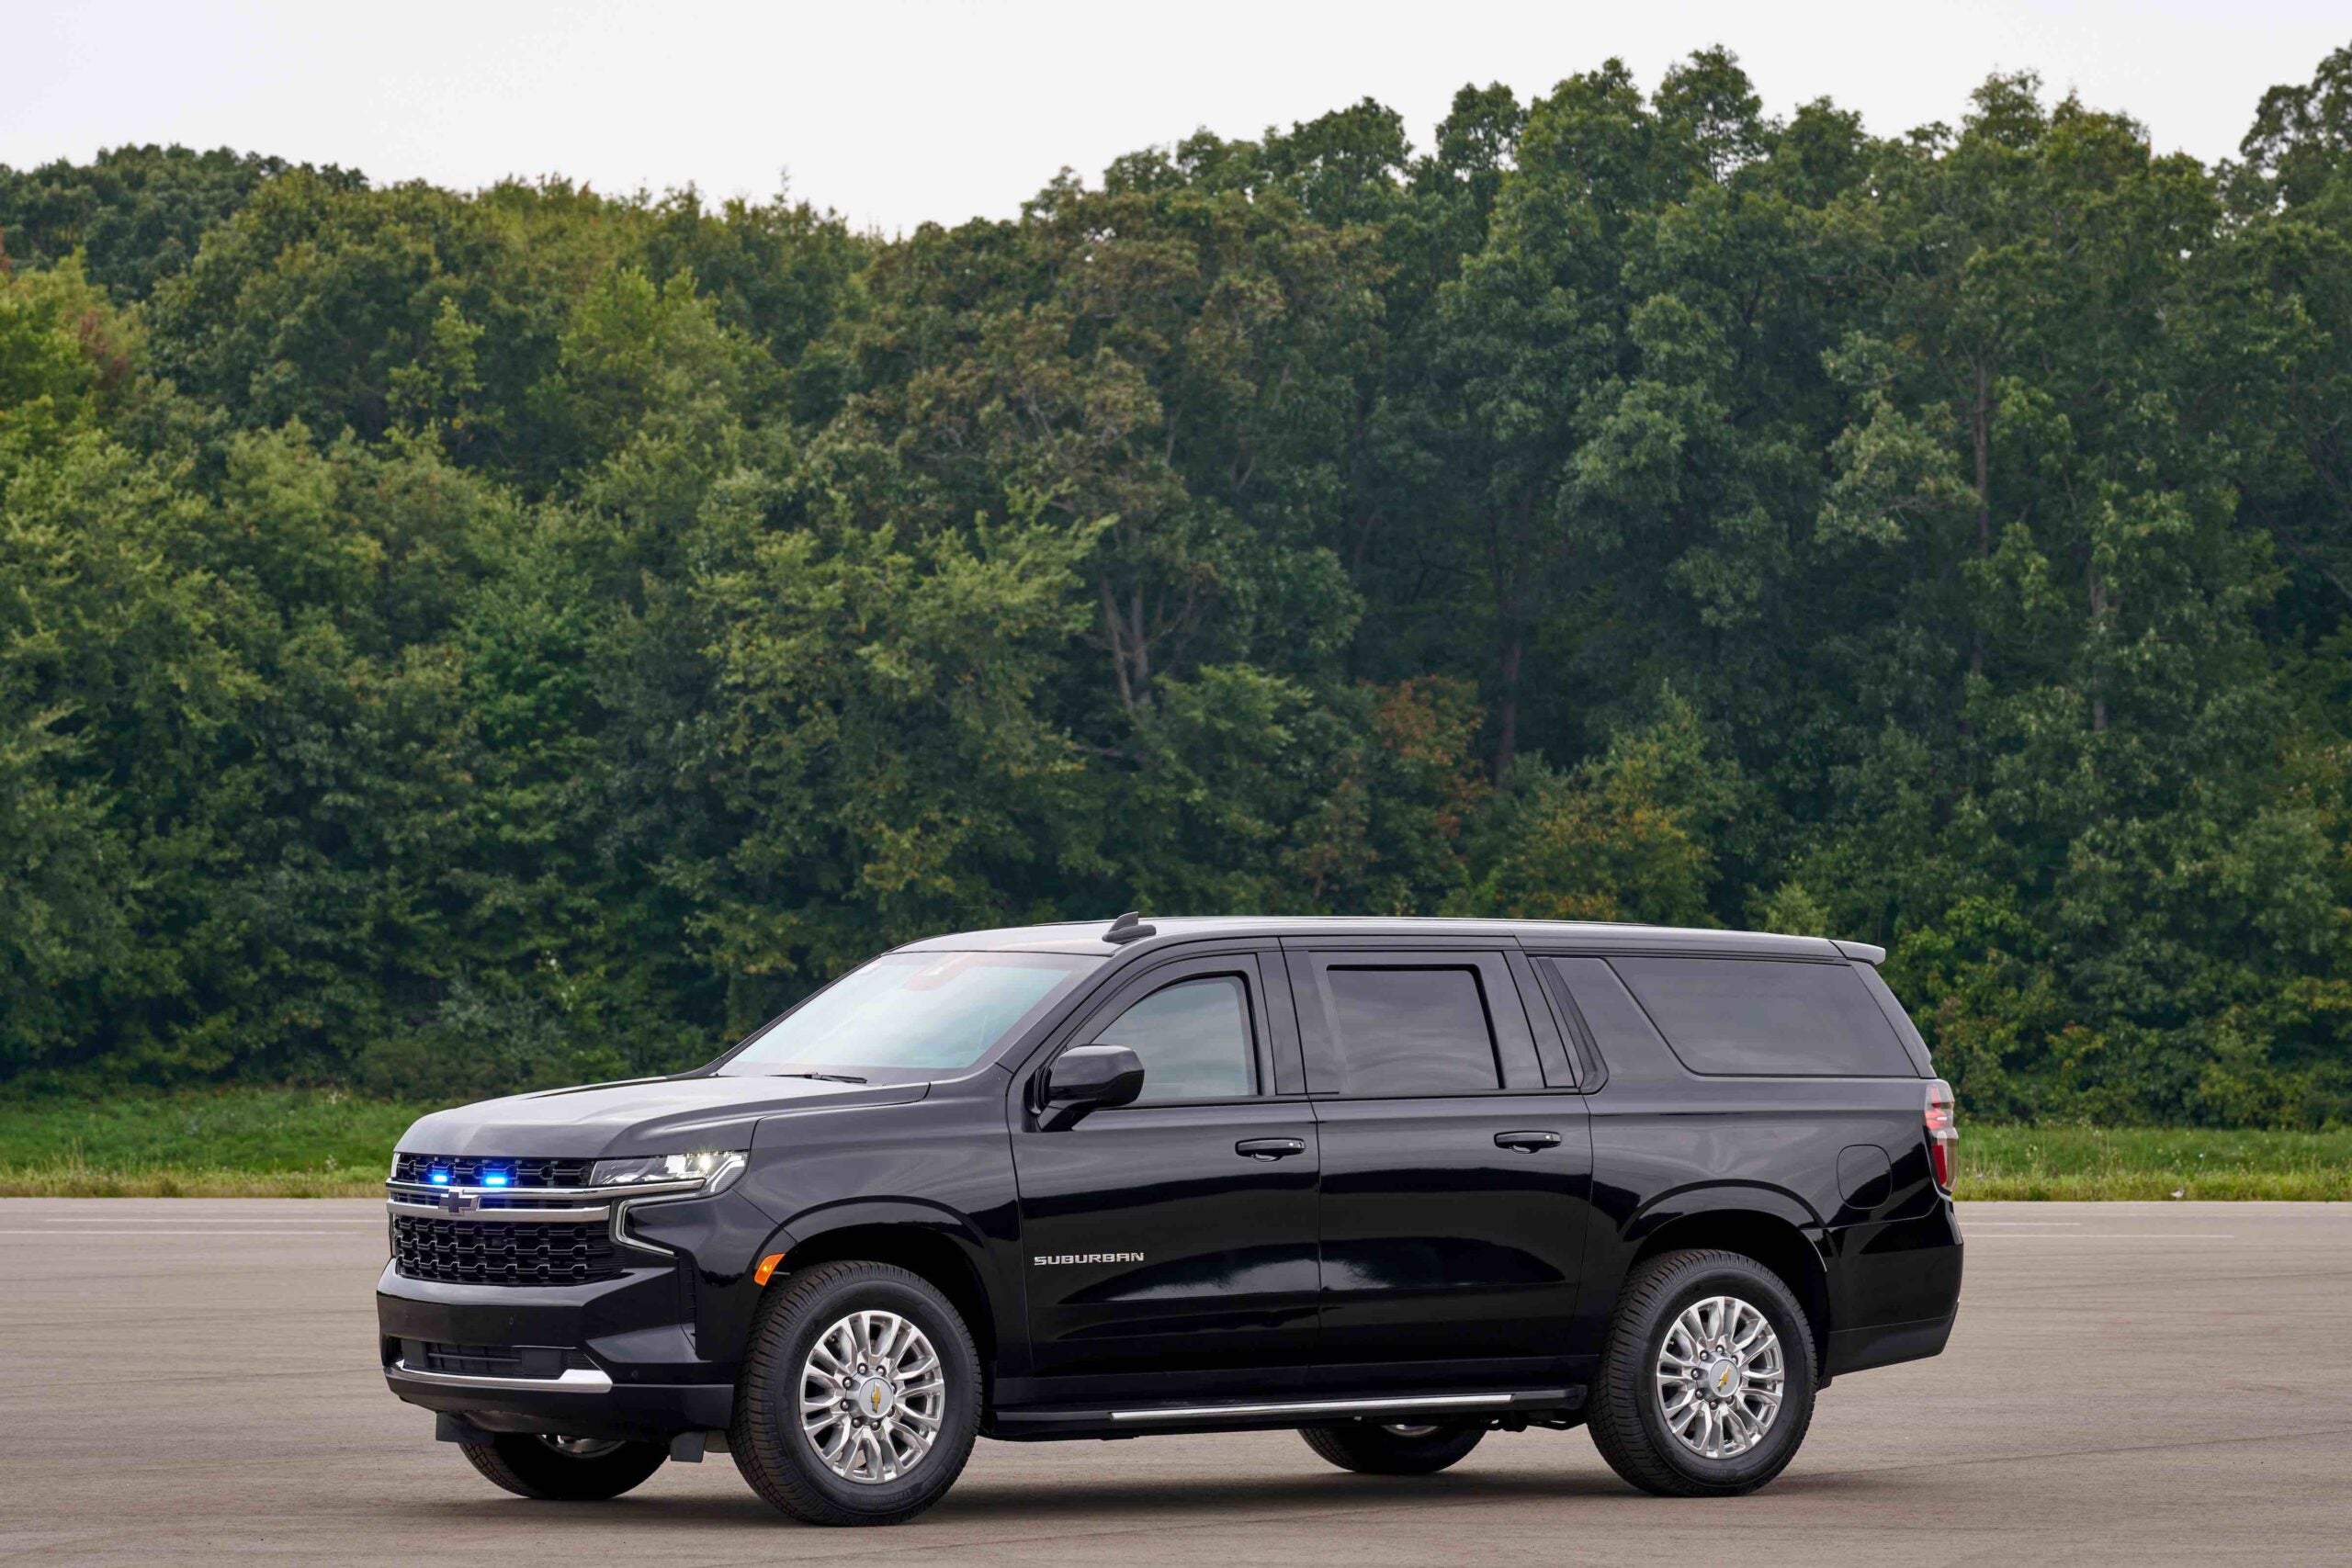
394;1074;930;1160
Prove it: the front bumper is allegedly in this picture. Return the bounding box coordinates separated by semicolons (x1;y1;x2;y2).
378;1265;734;1439
375;1184;780;1439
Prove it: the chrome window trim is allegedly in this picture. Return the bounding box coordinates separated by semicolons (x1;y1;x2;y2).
386;1360;611;1393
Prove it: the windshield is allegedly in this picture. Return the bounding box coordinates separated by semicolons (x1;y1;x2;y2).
716;951;1101;1076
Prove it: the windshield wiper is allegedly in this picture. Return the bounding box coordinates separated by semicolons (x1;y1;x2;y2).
771;1071;867;1084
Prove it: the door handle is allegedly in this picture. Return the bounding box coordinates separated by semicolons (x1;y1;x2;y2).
1236;1137;1307;1161
1494;1130;1562;1153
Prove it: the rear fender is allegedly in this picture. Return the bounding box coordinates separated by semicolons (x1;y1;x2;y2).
1607;1183;1834;1376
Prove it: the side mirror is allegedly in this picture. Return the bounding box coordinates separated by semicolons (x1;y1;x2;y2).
1041;1043;1145;1129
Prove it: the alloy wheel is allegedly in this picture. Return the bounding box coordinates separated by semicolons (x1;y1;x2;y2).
798;1309;946;1484
1654;1293;1785;1460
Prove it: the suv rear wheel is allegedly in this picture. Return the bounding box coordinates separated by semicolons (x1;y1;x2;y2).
458;1433;668;1499
1587;1248;1817;1497
730;1259;981;1526
1298;1418;1487;1475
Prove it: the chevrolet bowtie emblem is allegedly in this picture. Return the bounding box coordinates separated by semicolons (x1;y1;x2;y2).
441;1189;478;1215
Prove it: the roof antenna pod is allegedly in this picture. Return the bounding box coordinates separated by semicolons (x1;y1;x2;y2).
1102;910;1157;944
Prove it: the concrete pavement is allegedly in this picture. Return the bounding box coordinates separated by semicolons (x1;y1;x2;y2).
2;1199;2346;1564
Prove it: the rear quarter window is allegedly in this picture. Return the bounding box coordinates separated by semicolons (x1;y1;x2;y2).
1608;956;1917;1077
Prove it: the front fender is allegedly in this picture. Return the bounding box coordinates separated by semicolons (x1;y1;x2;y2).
717;1085;1021;1359
767;1195;1005;1296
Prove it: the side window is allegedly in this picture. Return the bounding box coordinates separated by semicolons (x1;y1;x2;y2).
1091;976;1257;1102
1324;965;1501;1096
1609;956;1916;1077
1543;956;1677;1084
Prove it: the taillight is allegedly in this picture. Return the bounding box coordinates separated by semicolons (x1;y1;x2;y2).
1925;1077;1958;1191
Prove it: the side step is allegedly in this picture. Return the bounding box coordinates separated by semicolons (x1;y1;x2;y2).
994;1386;1580;1440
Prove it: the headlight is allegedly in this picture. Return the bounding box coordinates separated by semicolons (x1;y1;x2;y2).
588;1150;747;1190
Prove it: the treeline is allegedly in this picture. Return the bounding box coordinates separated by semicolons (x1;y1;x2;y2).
6;47;2352;1122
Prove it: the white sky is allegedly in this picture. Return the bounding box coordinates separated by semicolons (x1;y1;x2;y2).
8;1;2348;236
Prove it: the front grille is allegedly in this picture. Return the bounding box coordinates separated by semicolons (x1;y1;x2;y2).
391;1153;593;1189
390;1213;621;1286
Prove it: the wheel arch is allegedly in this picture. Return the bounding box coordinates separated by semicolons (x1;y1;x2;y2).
764;1202;1005;1377
1622;1192;1834;1379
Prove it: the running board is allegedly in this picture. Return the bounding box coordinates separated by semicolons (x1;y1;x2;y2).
1114;1392;1519;1423
994;1386;1578;1439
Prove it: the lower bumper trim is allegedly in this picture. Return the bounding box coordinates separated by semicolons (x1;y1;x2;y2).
1826;1303;1960;1376
387;1359;612;1393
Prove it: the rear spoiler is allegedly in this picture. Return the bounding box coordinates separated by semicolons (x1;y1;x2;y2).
1832;938;1886;965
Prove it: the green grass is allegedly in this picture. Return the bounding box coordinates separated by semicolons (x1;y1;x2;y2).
0;1089;430;1196
1958;1122;2352;1201
0;1090;2346;1199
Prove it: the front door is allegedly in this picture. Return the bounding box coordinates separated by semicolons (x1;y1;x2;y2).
1011;950;1319;1397
1287;944;1594;1381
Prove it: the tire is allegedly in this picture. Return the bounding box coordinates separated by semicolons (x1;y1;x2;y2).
458;1433;668;1500
1587;1248;1817;1498
1299;1418;1487;1475
730;1259;982;1526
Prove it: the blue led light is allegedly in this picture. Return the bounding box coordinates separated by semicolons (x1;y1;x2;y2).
482;1170;510;1188
427;1168;451;1185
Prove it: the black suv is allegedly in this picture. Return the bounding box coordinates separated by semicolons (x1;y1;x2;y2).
379;916;1962;1524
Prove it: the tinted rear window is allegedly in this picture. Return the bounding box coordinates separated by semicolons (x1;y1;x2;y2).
1542;955;1679;1083
1609;957;1916;1077
1325;966;1501;1095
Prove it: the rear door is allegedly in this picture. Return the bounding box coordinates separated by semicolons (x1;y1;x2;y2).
1010;949;1319;1391
1285;942;1594;1379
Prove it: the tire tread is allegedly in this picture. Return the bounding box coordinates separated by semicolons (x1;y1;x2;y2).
458;1433;666;1500
1587;1247;1815;1498
729;1259;980;1526
1297;1420;1485;1475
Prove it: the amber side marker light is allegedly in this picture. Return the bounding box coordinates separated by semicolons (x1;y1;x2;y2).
753;1253;786;1287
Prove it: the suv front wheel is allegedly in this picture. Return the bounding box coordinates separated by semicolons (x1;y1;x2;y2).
730;1259;982;1526
1587;1248;1817;1497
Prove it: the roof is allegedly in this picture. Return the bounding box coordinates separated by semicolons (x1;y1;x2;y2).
895;916;1878;964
